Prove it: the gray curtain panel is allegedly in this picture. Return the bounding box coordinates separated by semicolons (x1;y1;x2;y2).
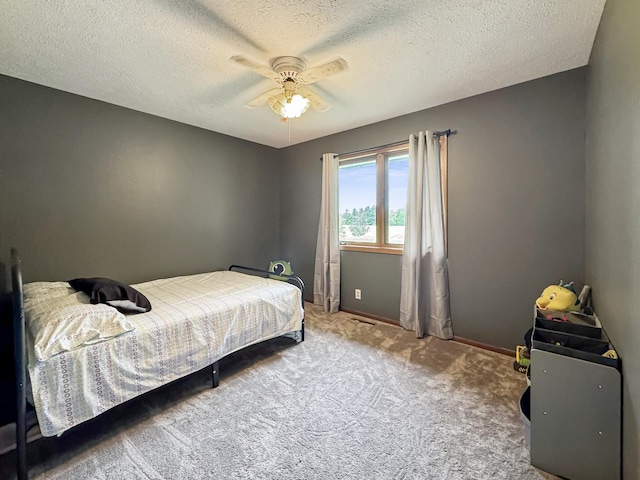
313;153;341;313
400;132;452;339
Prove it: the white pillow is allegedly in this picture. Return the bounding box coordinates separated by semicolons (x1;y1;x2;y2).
23;286;135;362
23;281;75;308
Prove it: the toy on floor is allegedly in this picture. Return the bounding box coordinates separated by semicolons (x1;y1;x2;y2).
513;345;531;374
535;280;581;312
514;329;534;374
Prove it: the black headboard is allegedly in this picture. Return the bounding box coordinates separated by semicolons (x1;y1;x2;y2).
0;267;16;427
11;248;28;479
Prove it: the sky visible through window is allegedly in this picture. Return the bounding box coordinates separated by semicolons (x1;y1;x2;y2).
339;155;409;213
387;154;409;212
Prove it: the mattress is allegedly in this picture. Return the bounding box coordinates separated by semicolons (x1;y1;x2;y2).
26;270;303;437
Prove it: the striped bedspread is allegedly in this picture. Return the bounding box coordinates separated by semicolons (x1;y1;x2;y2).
27;271;303;437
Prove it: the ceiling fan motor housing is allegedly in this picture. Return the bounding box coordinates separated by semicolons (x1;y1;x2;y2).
271;56;306;82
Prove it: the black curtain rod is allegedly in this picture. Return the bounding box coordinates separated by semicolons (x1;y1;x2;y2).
433;129;456;138
320;129;455;160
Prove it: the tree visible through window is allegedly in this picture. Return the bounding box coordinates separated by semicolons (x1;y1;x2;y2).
338;146;409;253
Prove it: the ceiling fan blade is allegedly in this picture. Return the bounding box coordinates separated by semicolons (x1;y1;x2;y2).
230;55;281;81
296;58;348;84
245;87;282;108
297;86;331;113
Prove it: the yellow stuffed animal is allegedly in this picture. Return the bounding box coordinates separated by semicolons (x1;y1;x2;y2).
536;281;581;312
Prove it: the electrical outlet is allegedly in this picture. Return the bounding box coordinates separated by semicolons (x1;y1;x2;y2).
355;289;361;300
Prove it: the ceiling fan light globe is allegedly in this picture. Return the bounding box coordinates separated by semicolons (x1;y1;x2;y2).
282;94;310;118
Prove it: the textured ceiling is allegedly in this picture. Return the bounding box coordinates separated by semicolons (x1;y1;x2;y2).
0;0;606;148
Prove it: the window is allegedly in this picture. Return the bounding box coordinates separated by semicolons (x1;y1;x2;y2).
338;145;409;254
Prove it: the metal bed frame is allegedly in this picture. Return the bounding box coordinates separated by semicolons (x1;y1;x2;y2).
10;250;305;480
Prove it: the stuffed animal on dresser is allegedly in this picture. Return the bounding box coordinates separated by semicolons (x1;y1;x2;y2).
535;280;581;312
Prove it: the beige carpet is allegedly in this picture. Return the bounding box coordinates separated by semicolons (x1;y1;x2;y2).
0;304;555;479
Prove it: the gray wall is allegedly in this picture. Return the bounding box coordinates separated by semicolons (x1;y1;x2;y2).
586;0;640;477
339;251;402;319
280;68;586;349
0;75;281;284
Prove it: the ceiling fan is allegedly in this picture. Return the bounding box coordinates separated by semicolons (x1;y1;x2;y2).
230;55;348;120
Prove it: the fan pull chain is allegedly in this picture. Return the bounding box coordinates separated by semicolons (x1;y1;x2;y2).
288;118;291;142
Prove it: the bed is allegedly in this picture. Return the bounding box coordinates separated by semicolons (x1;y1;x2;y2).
9;249;305;480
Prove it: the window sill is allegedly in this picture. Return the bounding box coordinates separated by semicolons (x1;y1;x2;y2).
339;245;403;255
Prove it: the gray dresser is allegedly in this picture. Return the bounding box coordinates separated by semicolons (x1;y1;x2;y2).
527;309;622;480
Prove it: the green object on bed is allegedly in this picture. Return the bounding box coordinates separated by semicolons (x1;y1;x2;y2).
269;260;293;280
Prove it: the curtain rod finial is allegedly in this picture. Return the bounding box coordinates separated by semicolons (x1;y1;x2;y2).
433;129;456;138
